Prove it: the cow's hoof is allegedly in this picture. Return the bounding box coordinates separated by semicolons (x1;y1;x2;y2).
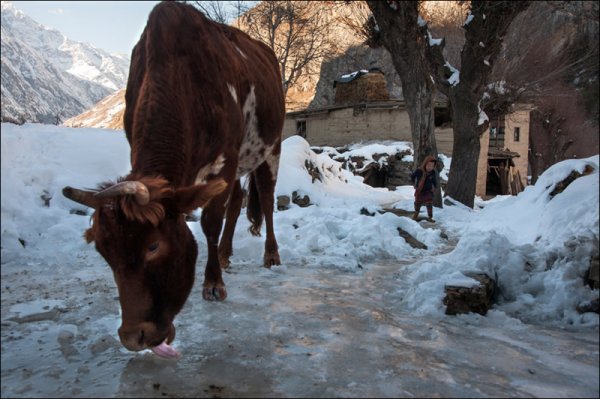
263;252;281;268
202;285;227;301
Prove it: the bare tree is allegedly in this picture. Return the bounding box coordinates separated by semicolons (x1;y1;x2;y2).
426;1;530;208
529;83;597;184
242;1;338;96
192;1;229;23
337;1;380;47
485;1;598;181
366;0;443;207
186;1;251;25
421;1;468;69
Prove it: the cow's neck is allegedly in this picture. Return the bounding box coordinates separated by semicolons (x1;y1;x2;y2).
130;134;193;187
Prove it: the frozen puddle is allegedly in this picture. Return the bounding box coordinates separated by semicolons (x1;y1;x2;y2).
1;257;599;398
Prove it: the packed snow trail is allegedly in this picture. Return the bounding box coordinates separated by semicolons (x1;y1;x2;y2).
2;250;598;398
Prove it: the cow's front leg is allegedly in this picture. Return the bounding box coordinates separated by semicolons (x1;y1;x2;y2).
200;186;230;301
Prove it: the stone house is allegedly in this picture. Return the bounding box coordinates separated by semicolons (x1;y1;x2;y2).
283;69;531;197
476;106;532;198
282;69;448;146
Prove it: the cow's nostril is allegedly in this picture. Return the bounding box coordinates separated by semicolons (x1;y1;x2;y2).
118;326;146;352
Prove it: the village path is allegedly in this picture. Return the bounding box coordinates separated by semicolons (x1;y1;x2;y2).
2;220;599;398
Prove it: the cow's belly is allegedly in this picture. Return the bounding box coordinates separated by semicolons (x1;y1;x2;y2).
234;84;278;179
235;138;275;178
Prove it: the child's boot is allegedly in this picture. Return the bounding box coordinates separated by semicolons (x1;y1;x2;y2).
412;204;420;220
427;211;435;223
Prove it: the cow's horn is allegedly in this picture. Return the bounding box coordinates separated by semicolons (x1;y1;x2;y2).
62;186;98;208
94;181;150;205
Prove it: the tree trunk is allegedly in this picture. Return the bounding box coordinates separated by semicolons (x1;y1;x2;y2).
367;0;442;208
445;92;482;207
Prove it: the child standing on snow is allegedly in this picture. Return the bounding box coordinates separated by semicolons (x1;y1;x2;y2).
410;155;438;222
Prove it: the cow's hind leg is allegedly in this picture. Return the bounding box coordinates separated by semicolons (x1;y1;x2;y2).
218;179;243;269
248;160;281;268
200;186;231;301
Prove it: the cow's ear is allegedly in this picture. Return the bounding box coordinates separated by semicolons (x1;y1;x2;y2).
173;179;228;214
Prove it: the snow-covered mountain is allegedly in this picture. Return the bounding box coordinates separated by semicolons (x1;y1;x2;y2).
63;88;125;130
0;1;129;124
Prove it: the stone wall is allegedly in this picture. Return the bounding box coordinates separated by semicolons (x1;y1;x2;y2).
503;106;531;187
283;102;413;147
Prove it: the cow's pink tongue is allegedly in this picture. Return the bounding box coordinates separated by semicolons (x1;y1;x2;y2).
150;341;181;359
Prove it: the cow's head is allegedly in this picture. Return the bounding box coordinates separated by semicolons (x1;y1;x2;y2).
63;176;226;351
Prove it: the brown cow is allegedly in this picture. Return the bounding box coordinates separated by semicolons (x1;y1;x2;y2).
62;1;284;352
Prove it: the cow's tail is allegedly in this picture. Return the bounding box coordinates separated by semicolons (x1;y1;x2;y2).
246;173;264;237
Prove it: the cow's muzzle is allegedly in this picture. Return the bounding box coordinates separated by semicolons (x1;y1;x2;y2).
118;322;175;352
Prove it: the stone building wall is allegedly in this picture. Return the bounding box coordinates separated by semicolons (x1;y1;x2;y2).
283;102;412;147
476;106;532;197
503;107;531;186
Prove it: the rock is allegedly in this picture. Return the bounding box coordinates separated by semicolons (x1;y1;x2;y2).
292;191;311;207
360;207;376;217
304;160;322;183
550;165;595;198
576;298;599;314
443;273;497;316
277;195;291;211
313;145;414;190
379;207;414;218
41;190;52;207
585;255;599;290
397;227;427;250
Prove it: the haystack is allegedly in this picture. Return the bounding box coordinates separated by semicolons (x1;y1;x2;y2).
334;70;389;105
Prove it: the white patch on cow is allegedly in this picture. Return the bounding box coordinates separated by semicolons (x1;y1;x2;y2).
236;85;274;179
234;45;247;59
227;83;238;104
265;151;280;183
195;153;226;185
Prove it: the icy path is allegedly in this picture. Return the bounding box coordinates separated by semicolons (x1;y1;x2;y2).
2;253;599;398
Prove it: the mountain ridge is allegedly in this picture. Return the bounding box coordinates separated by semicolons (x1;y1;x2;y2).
1;1;129;124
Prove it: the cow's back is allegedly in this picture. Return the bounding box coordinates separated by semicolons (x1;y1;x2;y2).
124;1;284;185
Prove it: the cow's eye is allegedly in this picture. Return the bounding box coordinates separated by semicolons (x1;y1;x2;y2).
148;242;159;252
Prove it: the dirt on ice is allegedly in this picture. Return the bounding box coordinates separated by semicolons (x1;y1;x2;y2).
1;248;599;398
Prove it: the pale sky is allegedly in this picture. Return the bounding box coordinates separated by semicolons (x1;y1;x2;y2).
12;1;161;55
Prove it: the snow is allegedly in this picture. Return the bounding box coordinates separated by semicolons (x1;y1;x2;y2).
478;101;489;125
1;123;598;397
1;1;129;124
464;12;474;26
317;140;414;171
2;122;597;324
274;137;408;213
340;69;369;80
445;61;460;86
427;31;443;47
